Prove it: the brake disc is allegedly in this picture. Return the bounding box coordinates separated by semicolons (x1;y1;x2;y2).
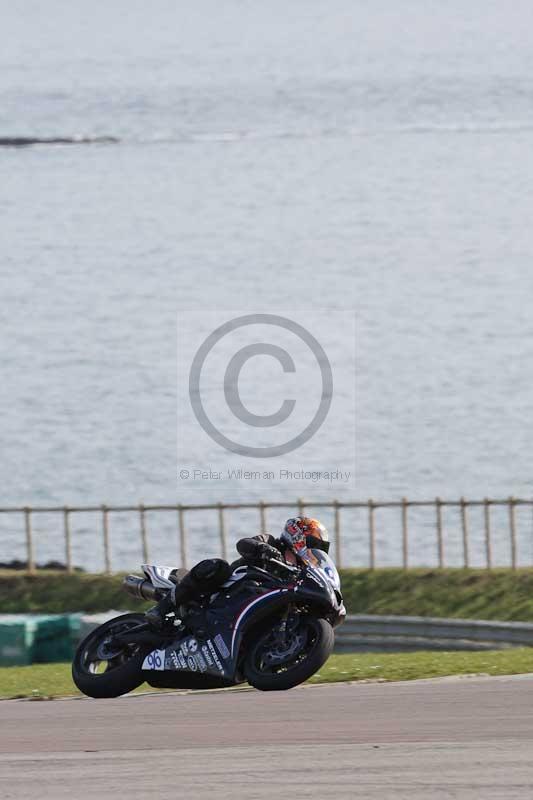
262;632;306;666
95;637;125;661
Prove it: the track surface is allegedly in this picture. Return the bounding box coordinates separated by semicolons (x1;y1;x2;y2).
2;675;533;799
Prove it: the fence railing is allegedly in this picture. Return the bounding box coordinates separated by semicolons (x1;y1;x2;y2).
0;496;532;574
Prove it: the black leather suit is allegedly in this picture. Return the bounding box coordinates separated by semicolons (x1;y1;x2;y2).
171;534;285;608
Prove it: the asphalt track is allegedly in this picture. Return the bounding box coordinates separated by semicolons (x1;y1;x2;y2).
2;675;533;799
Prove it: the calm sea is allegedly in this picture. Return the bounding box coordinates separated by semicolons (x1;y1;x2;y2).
2;0;533;568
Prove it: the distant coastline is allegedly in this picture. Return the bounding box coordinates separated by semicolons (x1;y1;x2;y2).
0;136;119;147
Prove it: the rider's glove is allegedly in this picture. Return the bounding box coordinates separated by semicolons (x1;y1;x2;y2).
256;543;283;562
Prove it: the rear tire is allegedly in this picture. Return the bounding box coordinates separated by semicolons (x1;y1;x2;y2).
244;617;334;691
72;613;151;699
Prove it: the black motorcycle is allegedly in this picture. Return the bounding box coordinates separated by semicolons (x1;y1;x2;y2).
72;549;345;697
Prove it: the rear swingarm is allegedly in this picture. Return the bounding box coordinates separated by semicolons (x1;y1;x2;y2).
112;623;171;647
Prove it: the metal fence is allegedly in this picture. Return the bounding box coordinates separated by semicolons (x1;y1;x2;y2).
1;496;532;574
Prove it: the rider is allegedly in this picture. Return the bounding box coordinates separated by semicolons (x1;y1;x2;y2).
147;517;330;627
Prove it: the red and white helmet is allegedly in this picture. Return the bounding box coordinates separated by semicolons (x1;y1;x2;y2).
281;517;330;554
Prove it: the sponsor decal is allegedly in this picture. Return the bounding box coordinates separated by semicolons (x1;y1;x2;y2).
201;645;213;666
214;634;230;660
178;651;187;669
187;656;197;672
206;639;224;673
180;641;189;656
195;652;207;672
188;638;198;653
167;650;180;670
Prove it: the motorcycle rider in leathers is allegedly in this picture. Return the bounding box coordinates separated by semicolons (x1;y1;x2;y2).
147;517;330;627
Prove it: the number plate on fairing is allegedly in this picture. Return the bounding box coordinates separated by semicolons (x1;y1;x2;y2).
142;649;165;671
142;634;228;676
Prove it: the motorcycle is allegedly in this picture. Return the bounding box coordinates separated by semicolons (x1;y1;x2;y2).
72;549;345;697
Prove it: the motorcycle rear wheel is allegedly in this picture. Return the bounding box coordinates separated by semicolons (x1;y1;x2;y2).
72;613;151;698
244;617;334;691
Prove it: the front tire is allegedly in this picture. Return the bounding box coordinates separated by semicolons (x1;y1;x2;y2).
72;613;151;698
244;617;334;691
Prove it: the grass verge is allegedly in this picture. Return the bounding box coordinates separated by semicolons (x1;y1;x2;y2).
339;568;533;620
3;649;533;699
0;571;146;614
309;648;533;684
4;568;533;619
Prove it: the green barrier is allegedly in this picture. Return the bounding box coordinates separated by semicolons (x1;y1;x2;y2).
32;614;82;663
0;616;38;666
0;614;82;666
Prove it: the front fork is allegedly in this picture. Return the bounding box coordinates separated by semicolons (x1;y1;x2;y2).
275;606;303;647
276;607;290;643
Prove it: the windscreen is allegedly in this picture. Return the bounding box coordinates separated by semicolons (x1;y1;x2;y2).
301;549;341;590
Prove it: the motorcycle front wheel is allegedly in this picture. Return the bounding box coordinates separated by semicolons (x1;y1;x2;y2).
244;616;334;691
72;613;151;698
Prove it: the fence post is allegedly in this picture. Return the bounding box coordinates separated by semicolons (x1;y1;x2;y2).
368;499;376;569
333;500;342;568
24;507;35;574
178;505;188;569
101;505;111;574
298;497;305;517
508;496;517;569
218;503;228;561
401;497;408;569
460;497;469;568
139;504;149;563
63;507;73;574
483;498;492;570
259;501;267;535
435;497;444;568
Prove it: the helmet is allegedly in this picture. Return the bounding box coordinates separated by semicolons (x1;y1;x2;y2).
281;517;330;554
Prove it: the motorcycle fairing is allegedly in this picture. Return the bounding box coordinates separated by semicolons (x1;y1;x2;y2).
142;564;176;589
300;550;341;591
142;632;229;678
229;588;287;657
298;552;346;623
142;585;292;679
220;565;249;588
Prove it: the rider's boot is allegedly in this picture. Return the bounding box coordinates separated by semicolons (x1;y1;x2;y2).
146;559;232;629
145;572;198;629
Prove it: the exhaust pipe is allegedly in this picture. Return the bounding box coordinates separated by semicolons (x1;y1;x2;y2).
123;574;159;601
